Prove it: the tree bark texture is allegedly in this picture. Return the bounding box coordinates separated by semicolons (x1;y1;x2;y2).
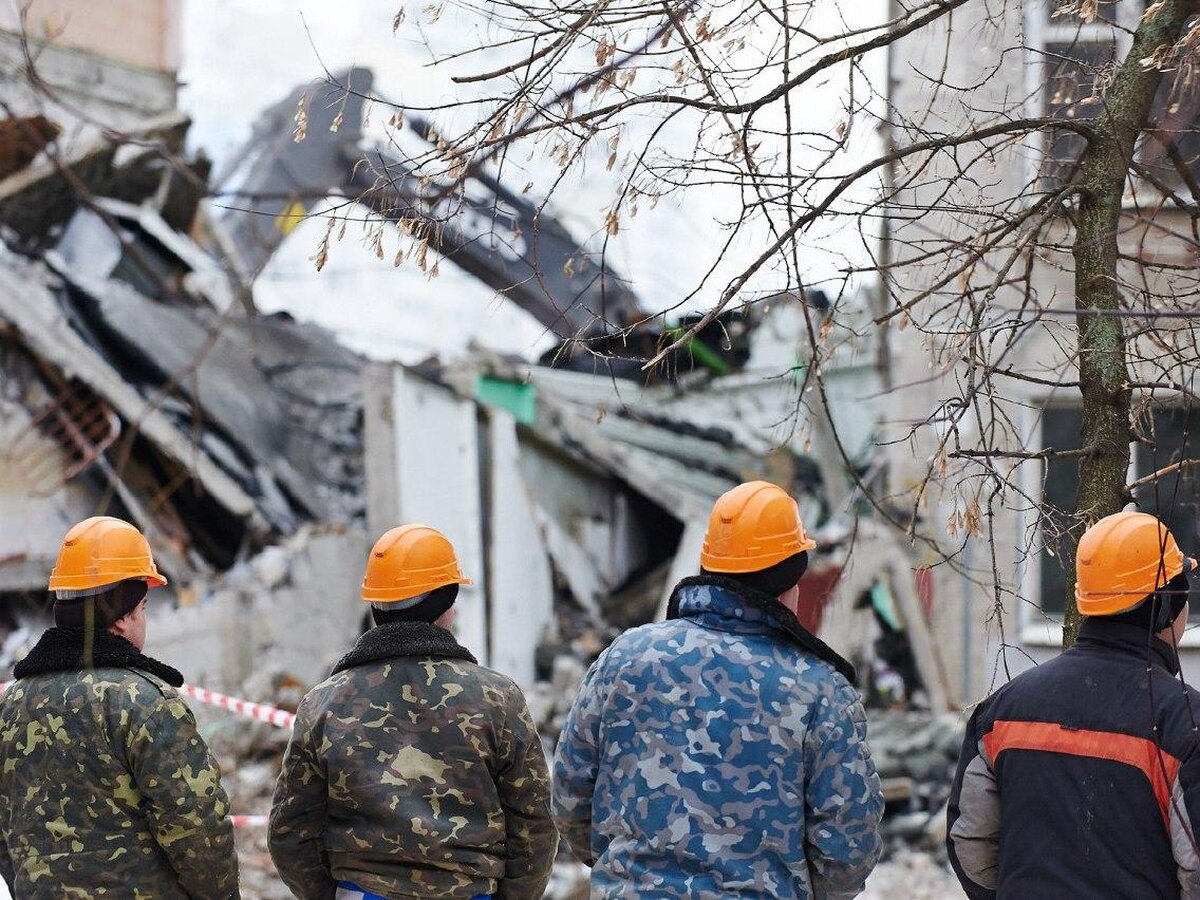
1065;1;1196;646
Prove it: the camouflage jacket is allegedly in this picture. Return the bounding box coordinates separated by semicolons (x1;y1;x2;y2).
0;628;238;899
553;576;883;899
269;620;557;900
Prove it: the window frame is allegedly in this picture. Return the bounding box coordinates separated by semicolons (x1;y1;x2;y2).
1022;0;1146;195
1019;393;1200;647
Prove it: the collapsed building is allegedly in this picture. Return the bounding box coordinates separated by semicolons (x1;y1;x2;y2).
0;35;955;714
0;10;369;684
0;11;968;896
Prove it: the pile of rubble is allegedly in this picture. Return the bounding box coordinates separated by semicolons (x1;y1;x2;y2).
863;849;961;898
868;710;965;855
200;668;301;900
223;761;288;900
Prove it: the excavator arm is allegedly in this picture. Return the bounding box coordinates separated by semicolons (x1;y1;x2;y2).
213;68;644;340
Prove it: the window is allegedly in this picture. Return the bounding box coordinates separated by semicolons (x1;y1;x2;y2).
1037;402;1200;616
1030;0;1200;191
1039;405;1083;615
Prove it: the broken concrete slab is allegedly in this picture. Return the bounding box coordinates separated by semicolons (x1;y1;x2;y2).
0;246;264;532
48;257;363;526
0;112;190;244
146;525;368;689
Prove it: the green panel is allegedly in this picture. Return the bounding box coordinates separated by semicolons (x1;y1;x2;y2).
475;376;537;425
869;581;902;632
665;326;733;376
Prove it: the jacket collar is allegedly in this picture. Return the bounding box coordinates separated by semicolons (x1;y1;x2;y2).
332;620;477;676
1075;617;1180;675
666;575;856;683
13;627;184;686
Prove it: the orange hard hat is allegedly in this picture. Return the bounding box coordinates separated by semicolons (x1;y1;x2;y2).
700;481;816;574
361;524;472;603
47;516;167;592
1075;510;1196;616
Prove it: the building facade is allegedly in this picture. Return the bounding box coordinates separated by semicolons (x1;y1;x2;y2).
884;0;1200;704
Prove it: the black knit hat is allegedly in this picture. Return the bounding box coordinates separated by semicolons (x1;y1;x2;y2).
1108;571;1191;632
53;579;147;629
371;583;459;627
702;551;809;599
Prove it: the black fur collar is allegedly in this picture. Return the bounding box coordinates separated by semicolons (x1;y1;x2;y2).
667;574;857;683
14;627;184;687
332;620;477;675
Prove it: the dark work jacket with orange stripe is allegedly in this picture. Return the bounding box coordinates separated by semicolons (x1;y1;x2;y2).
946;619;1200;899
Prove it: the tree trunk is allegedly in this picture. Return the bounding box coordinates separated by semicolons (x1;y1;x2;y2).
1065;1;1195;646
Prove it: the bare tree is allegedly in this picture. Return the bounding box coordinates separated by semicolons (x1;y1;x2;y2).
312;0;1200;661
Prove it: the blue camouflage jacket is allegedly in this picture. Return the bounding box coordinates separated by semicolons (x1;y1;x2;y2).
553;576;883;899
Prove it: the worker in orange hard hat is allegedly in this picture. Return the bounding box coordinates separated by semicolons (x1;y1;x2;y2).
270;524;557;900
0;517;238;897
949;510;1200;898
694;478;819;611
553;481;883;898
45;514;167;638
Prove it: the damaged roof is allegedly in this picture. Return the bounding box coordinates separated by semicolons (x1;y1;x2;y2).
0;240;365;552
0;109;365;573
437;357;825;521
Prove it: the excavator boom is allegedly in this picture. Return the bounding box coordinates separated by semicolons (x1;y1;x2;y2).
214;68;644;339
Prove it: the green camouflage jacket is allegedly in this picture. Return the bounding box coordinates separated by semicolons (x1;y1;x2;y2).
0;629;238;899
269;620;557;900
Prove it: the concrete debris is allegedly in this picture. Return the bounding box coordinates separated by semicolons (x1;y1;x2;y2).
527;653;590;741
0;625;32;672
217;754;288;900
871;711;963;781
544;861;592;900
868;710;964;853
525;684;557;738
861;848;961;899
0;96;365;597
146;526;366;691
600;559;671;629
551;655;587;707
0;244;265;545
204;664;301;764
49;253;364;525
0;112;198;244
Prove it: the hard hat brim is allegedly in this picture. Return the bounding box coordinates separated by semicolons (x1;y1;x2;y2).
700;537;816;573
48;571;168;591
361;575;473;603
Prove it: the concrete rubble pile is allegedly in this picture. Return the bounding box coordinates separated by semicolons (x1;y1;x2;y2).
0;94;374;680
862;849;962;899
868;710;965;856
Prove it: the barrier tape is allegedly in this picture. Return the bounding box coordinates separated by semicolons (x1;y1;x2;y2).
230;815;269;828
177;684;296;731
0;681;296;730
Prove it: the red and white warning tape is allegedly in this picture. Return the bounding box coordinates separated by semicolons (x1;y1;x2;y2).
230;814;269;828
177;684;296;730
0;681;295;730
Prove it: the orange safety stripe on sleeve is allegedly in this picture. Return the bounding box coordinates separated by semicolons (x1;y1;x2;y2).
982;720;1181;825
